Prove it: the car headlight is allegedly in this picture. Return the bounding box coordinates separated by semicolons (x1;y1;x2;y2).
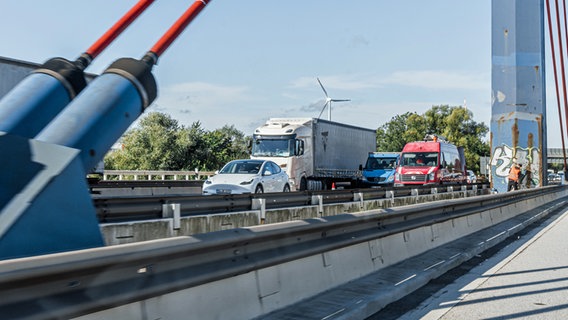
387;175;394;182
204;180;212;185
240;179;254;185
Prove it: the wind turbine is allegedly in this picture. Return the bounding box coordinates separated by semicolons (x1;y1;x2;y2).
316;77;350;121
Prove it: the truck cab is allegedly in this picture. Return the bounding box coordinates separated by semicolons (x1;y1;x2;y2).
394;134;466;186
361;152;399;187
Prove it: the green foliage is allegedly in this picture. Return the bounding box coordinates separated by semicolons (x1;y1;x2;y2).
376;105;490;174
104;107;489;175
376;112;426;152
104;112;250;172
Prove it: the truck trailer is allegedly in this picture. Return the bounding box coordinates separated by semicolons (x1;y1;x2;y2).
250;118;376;191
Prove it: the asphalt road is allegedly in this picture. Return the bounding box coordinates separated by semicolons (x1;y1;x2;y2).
397;206;568;320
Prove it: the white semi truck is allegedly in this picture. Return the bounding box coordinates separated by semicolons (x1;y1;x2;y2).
250;118;376;191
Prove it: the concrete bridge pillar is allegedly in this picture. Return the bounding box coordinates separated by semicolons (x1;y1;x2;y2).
490;0;547;192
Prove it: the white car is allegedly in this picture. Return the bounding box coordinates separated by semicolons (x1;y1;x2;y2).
202;159;290;195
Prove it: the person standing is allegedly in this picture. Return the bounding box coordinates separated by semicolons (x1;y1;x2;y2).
508;162;522;191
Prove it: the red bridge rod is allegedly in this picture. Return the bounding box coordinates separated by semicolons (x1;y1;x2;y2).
79;0;155;67
146;0;212;63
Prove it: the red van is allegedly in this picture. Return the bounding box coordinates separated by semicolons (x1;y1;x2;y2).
394;134;466;186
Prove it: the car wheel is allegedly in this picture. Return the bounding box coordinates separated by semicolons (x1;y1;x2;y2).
283;184;290;192
255;185;264;194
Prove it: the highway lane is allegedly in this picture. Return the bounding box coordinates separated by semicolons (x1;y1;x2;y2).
393;202;568;320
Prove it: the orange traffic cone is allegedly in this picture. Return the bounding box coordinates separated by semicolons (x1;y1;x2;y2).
332;182;336;190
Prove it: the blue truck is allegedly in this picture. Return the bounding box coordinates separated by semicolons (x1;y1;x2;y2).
361;152;400;187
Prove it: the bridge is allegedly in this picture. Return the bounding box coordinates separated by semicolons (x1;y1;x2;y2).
2;185;568;319
2;1;568;319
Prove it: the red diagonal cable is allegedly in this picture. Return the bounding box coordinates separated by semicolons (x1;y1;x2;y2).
561;0;568;169
87;0;155;58
555;0;568;131
76;0;155;69
546;0;568;168
145;0;212;64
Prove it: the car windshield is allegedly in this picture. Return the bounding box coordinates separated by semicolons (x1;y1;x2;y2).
366;157;397;169
251;139;293;157
219;160;264;174
401;152;438;167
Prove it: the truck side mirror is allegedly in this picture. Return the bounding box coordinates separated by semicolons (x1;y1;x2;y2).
296;140;304;156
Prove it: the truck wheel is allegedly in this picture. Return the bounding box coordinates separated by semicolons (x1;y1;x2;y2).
255;185;264;194
307;180;320;190
300;178;307;191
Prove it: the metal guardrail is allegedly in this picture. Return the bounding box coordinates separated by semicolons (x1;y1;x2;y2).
1;185;564;319
101;170;215;181
92;184;486;223
91;179;204;188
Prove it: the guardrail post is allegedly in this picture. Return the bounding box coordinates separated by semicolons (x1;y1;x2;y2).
162;203;181;230
385;190;395;206
354;192;364;209
431;187;438;194
252;198;266;224
312;195;324;215
411;188;419;197
447;186;454;193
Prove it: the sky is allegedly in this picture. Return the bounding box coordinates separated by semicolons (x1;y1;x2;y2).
2;1;563;147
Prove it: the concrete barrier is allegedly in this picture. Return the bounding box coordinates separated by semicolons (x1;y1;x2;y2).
1;187;565;320
80;188;568;320
100;188;486;246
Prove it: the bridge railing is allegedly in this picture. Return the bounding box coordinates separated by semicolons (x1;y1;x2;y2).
1;186;566;319
102;170;215;181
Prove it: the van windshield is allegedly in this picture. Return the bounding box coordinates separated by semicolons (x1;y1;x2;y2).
401;152;438;167
366;157;398;170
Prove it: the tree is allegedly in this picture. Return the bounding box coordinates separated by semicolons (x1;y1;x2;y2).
376;112;425;151
376;105;490;174
105;112;184;170
104;112;250;172
195;125;250;171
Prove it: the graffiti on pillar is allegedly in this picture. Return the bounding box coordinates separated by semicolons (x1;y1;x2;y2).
490;144;540;187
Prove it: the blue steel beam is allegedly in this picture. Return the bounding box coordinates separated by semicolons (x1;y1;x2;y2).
0;0;154;139
490;0;547;192
0;59;87;137
0;0;212;260
0;132;104;259
35;58;156;173
0;58;156;260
